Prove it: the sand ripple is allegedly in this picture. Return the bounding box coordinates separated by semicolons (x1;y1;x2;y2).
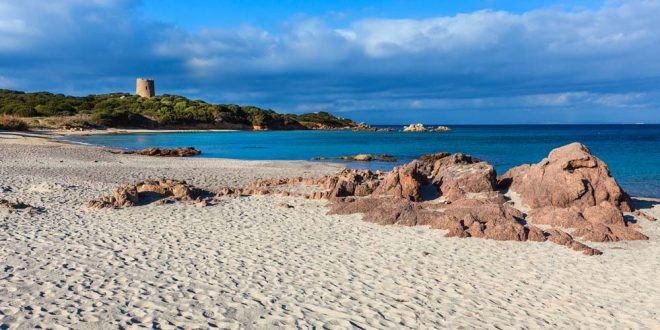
1;138;659;329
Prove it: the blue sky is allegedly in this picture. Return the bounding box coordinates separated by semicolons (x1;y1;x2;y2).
139;0;604;30
1;0;659;124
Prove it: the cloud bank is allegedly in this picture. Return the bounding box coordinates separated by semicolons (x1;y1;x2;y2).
0;0;659;123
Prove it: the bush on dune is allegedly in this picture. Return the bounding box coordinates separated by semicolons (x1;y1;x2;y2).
0;116;29;131
91;109;154;128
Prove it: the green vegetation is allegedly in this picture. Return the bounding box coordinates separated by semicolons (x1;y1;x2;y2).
287;111;355;128
0;89;356;130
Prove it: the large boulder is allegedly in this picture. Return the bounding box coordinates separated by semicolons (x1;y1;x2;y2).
372;162;425;201
499;143;633;211
429;153;497;202
327;170;381;199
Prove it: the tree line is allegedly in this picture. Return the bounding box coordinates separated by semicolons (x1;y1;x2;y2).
0;89;356;130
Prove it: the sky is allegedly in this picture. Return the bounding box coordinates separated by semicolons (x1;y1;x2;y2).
0;0;659;124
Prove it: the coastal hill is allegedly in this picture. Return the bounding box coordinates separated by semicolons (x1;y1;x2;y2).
0;89;357;131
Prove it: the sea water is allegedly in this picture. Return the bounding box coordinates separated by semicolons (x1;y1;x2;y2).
65;125;660;197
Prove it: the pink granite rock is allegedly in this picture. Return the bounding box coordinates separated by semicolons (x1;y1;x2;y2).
209;143;649;255
429;153;497;202
88;179;208;208
500;142;633;211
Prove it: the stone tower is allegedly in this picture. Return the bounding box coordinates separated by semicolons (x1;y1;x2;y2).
136;78;155;98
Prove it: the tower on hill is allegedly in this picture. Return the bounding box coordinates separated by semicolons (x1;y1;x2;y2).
136;78;155;98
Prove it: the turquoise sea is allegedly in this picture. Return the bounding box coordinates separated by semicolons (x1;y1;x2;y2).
65;125;660;198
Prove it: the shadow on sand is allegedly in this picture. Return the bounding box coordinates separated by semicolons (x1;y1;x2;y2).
632;197;660;210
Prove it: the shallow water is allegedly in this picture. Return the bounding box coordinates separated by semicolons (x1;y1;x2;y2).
65;125;660;197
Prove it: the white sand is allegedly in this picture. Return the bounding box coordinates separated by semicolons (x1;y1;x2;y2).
1;133;659;329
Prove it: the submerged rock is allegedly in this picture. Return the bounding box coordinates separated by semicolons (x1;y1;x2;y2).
314;154;398;162
111;147;202;157
433;126;452;132
419;152;450;163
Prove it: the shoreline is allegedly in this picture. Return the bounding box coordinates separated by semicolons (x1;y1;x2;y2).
3;129;659;201
0;130;350;174
34;127;240;136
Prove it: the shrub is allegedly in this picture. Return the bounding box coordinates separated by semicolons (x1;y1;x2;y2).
289;111;354;127
91;110;154;128
0;116;29;131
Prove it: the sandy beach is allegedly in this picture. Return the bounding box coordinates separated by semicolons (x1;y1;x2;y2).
1;133;659;329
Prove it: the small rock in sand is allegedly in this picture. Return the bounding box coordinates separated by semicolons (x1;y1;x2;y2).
634;210;657;221
0;199;33;210
277;203;294;209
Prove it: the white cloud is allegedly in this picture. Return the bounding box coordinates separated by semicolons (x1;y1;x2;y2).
0;0;659;123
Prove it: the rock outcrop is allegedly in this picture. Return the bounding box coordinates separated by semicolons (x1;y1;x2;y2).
373;162;425;201
90;143;651;255
212;143;651;255
499;143;646;246
402;123;428;132
112;147;202;157
88;179;211;208
402;124;452;132
499;143;632;211
428;153;497;202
